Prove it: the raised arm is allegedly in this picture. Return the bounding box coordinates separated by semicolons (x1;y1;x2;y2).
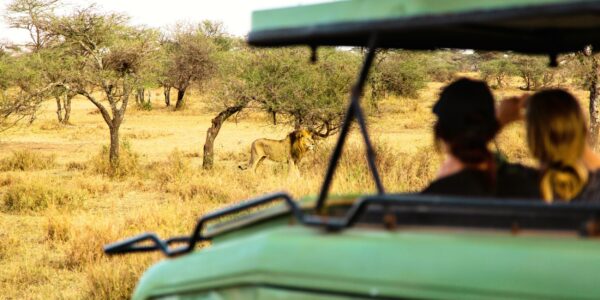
496;94;528;128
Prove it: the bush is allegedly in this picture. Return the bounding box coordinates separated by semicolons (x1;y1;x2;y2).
88;140;140;178
371;52;427;100
0;150;56;171
480;58;518;88
420;52;459;82
1;182;86;213
514;55;556;90
136;100;152;111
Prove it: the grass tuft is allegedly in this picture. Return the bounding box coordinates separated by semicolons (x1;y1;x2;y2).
0;150;56;171
88;140;140;179
1;181;86;213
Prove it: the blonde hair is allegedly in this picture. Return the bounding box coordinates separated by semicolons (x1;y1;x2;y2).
526;89;588;202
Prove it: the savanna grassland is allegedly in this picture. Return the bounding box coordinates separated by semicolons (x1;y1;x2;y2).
0;77;592;299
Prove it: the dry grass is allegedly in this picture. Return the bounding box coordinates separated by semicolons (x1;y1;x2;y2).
0;80;588;299
0;150;56;172
87;140;141;179
1;179;87;213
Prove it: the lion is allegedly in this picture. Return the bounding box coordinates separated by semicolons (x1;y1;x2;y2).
239;129;316;175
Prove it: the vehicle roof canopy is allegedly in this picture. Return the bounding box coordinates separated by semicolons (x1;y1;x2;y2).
249;0;600;54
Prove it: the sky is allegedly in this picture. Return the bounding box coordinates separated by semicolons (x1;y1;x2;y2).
0;0;329;44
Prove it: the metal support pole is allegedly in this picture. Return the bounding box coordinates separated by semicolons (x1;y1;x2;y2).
316;34;384;212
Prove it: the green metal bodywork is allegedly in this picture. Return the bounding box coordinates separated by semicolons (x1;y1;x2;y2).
252;0;579;33
248;0;600;53
133;213;600;299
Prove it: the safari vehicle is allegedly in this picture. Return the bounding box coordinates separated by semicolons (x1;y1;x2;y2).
105;1;600;299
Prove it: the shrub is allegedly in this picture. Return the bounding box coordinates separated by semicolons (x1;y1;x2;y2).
420;52;459;82
0;150;56;171
480;58;518;88
149;149;191;186
1;182;86;213
88;140;140;178
371;52;427;100
45;212;71;243
514;55;557;90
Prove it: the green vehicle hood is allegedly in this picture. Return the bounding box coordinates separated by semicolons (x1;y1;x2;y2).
248;0;600;53
133;217;600;300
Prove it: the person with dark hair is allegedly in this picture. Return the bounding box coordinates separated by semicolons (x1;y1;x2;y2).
422;78;538;197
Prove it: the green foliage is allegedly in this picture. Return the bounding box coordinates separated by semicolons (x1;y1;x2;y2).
480;57;518;88
419;51;460;82
0;150;56;171
0;53;46;129
514;55;552;90
565;52;596;90
158;22;219;109
137;100;152;111
212;47;358;129
370;51;427;100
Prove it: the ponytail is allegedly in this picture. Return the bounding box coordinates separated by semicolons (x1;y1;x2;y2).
526;89;589;202
540;163;588;202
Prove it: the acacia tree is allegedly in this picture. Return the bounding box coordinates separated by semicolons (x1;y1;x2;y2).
5;0;78;124
480;57;518;88
161;23;216;110
50;8;155;169
5;0;58;52
0;51;47;130
155;35;173;106
201;47;357;169
202;49;252;169
369;51;427;103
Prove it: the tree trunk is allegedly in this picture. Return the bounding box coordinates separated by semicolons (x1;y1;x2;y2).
164;86;171;107
590;54;600;149
136;88;145;105
55;96;63;123
175;88;186;110
202;105;244;169
63;94;72;124
109;125;120;169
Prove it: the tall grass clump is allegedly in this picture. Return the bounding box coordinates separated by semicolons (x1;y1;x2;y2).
1;181;86;213
147;150;230;201
84;257;153;300
89;140;140;178
0;150;56;171
303;140;440;194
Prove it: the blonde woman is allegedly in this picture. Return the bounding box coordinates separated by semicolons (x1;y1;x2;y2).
500;89;600;202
